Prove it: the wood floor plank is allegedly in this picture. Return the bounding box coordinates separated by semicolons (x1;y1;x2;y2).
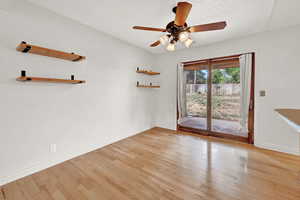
1;127;300;200
2;181;29;200
0;188;5;200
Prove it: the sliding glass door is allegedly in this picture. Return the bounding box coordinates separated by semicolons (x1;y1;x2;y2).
178;55;254;143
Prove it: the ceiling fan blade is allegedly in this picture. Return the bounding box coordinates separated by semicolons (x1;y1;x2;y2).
174;2;192;26
189;21;227;32
133;26;166;32
150;40;161;47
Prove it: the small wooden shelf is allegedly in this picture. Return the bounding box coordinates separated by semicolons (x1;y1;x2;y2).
16;71;85;84
137;85;160;88
16;41;85;62
136;70;160;75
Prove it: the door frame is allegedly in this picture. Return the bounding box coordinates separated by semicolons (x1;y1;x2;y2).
177;53;255;144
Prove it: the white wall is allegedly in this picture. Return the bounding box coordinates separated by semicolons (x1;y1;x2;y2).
0;0;156;185
1;0;300;187
152;25;300;156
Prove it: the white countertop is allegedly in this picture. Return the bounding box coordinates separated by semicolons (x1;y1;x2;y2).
275;109;300;133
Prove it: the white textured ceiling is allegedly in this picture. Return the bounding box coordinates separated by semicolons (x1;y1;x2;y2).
26;0;300;53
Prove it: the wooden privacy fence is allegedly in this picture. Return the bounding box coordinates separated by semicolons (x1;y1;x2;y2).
186;84;240;96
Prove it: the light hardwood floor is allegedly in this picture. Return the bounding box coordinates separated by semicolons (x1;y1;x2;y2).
1;127;300;200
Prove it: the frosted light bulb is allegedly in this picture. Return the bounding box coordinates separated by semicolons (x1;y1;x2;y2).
159;35;169;46
166;43;176;51
184;38;193;48
179;31;189;42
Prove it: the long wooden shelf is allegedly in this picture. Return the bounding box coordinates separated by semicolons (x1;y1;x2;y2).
137;85;160;88
16;41;86;62
17;76;85;84
16;71;85;84
275;109;300;133
136;70;160;75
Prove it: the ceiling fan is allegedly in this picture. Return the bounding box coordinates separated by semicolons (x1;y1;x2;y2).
132;2;227;51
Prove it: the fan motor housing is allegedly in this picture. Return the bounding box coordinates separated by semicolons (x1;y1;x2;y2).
166;21;188;39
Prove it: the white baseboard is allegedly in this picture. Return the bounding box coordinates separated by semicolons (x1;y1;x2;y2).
255;141;300;156
0;128;151;186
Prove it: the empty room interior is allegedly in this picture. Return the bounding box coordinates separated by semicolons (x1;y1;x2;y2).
1;0;300;199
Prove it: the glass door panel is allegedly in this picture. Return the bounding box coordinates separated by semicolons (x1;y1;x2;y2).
179;68;208;130
211;66;245;137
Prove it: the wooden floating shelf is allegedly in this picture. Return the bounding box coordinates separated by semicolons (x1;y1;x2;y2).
136;70;160;75
16;71;85;84
16;41;86;62
17;76;85;84
137;85;160;88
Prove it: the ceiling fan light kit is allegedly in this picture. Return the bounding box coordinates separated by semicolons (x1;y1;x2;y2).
133;2;227;52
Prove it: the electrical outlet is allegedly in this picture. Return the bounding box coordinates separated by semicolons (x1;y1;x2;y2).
50;144;57;153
